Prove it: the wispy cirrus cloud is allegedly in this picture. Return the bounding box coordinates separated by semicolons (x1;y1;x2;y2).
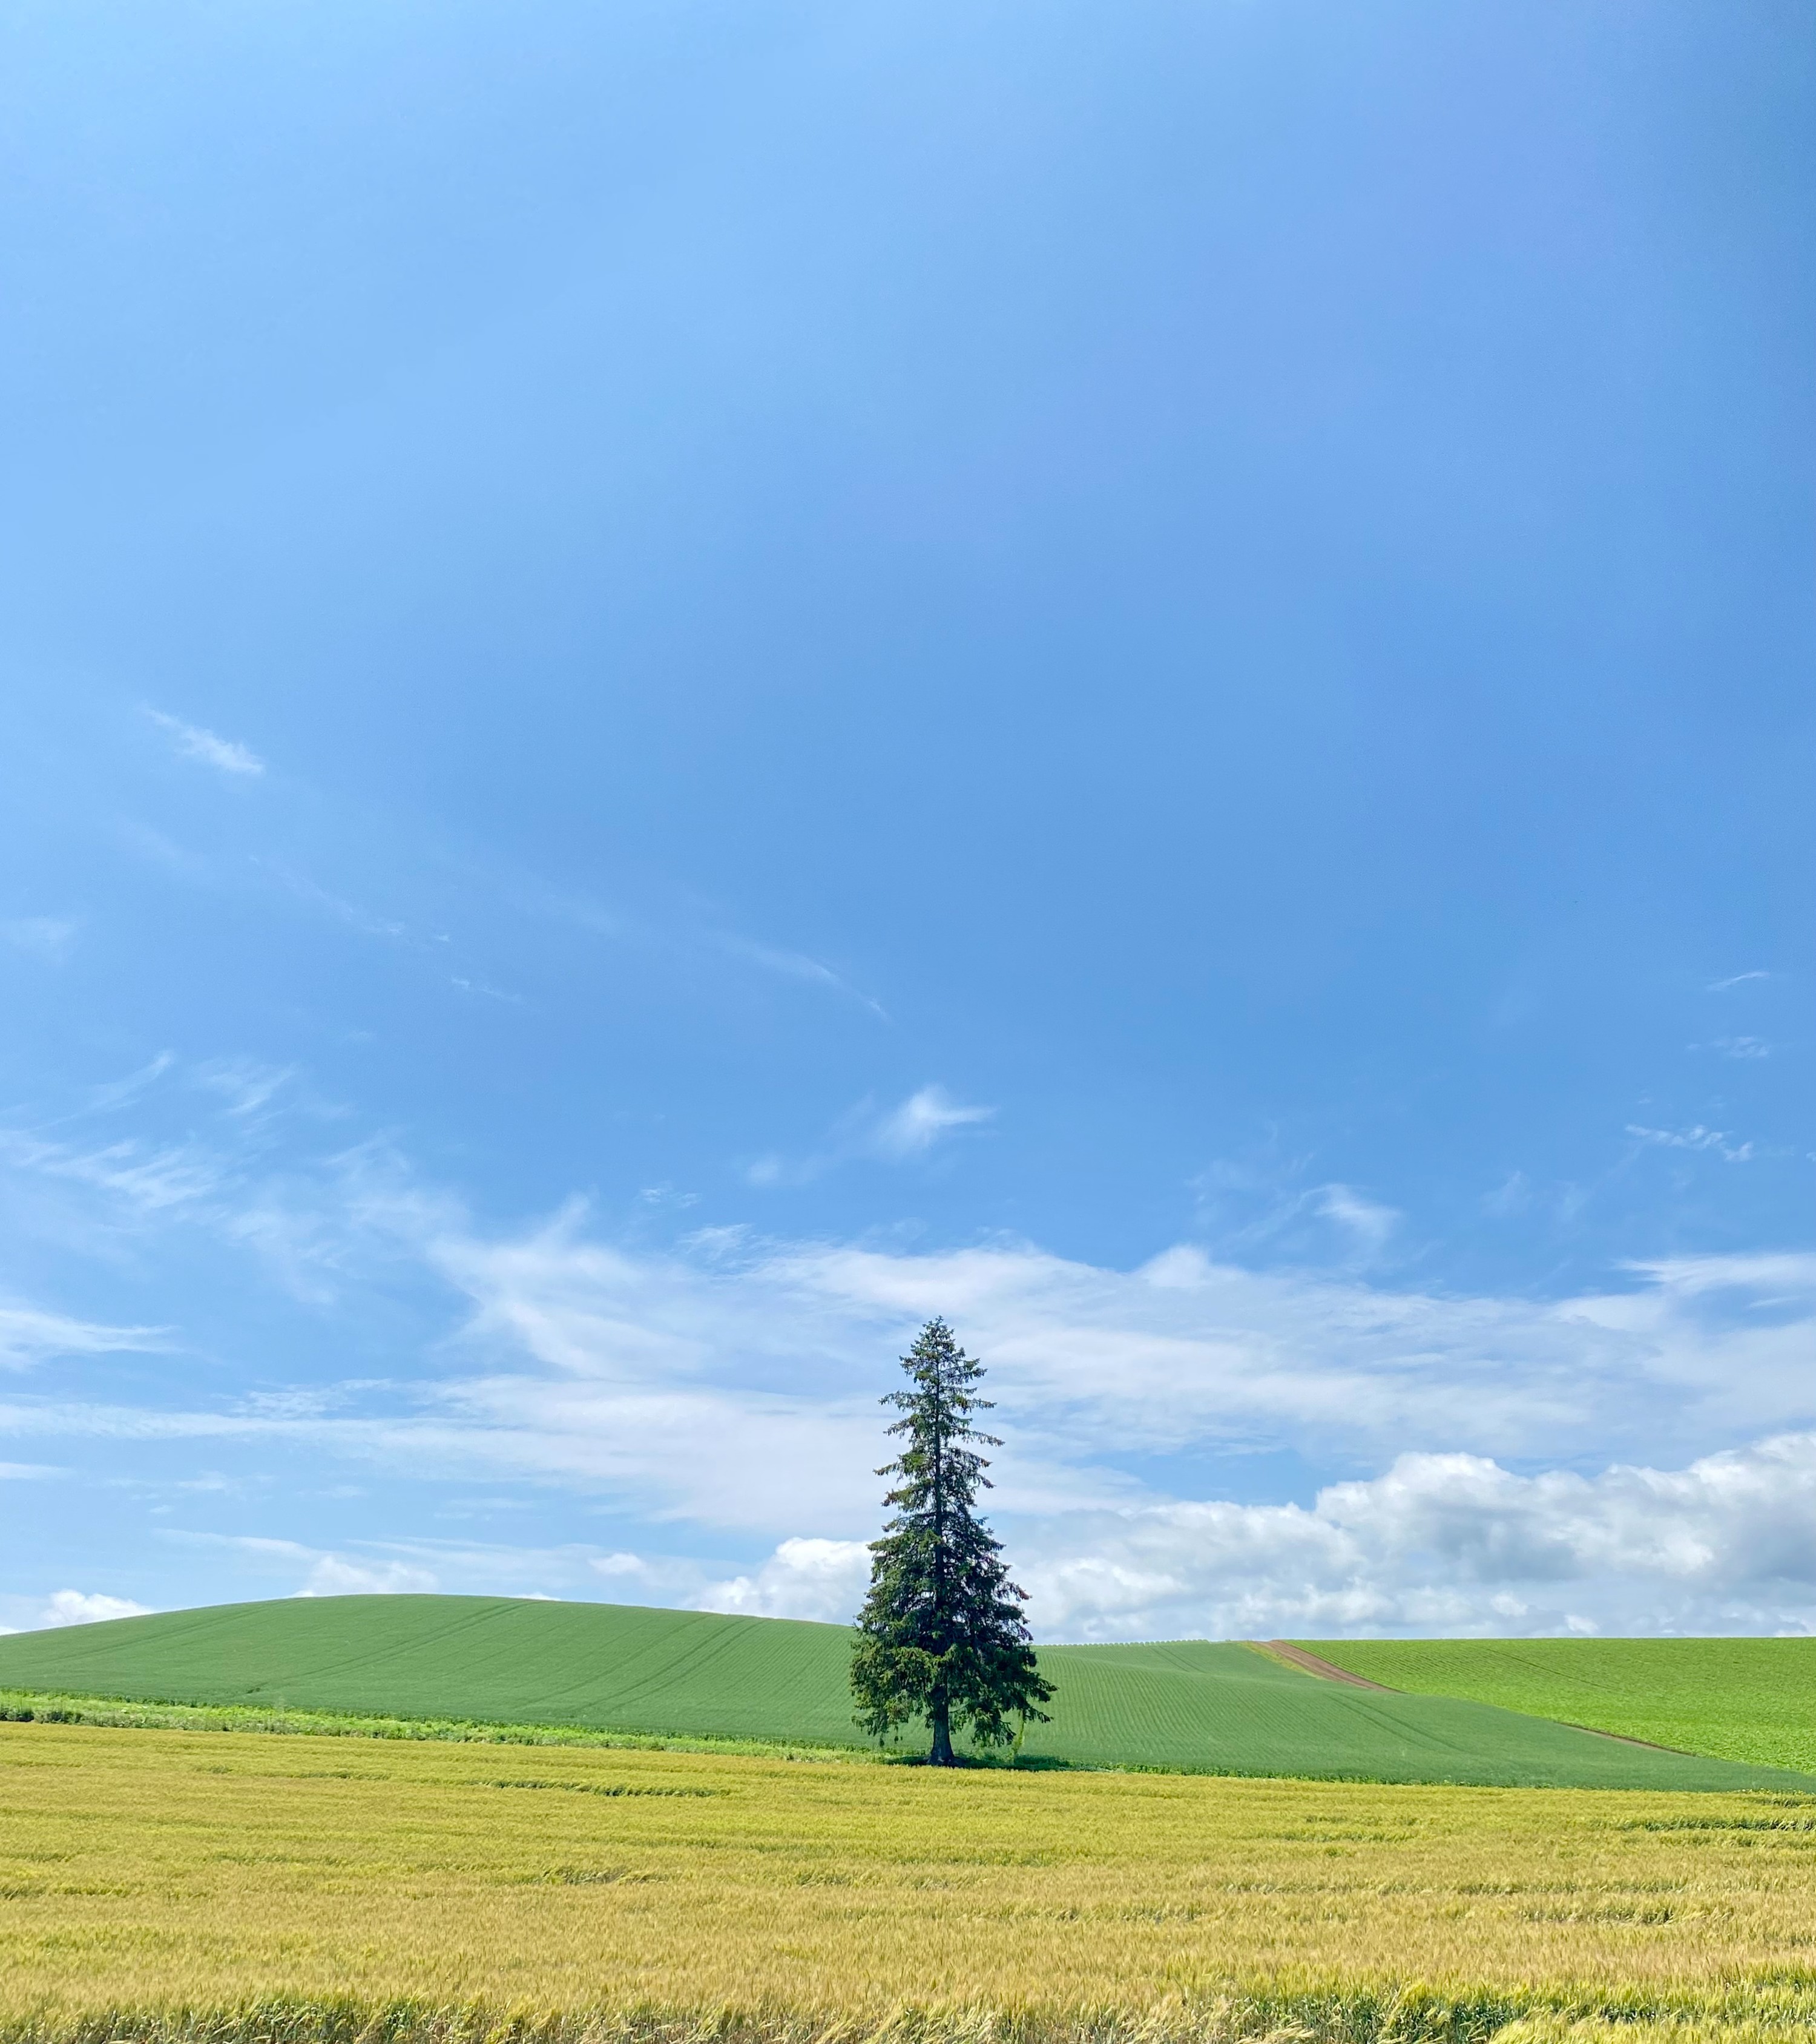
516;879;889;1020
871;1085;995;1159
0;1130;231;1214
1308;1183;1400;1258
260;863;407;941
0;1054;324;1249
1627;1123;1754;1162
162;1528;641;1603
715;936;888;1019
84;1053;177;1114
6;1122;1815;1517
1708;1037;1772;1061
0;1300;167;1370
169;1166;1816;1538
748;1083;995;1185
146;709;265;777
1191;1155;1404;1267
192;1059;297;1122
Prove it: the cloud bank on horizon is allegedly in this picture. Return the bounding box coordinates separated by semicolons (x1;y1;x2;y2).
0;1102;1812;1638
0;0;1809;1638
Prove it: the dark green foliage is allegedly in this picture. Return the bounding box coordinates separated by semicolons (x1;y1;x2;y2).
850;1318;1054;1763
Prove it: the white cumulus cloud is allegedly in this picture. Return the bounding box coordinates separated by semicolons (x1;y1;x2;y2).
300;1554;439;1596
25;1589;153;1630
715;1431;1816;1640
1012;1431;1816;1640
698;1537;872;1622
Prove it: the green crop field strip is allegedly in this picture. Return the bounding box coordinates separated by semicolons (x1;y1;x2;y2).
4;1720;1816;2043
1303;1639;1816;1776
1012;1638;1804;1787
0;1599;1808;1790
0;1597;866;1744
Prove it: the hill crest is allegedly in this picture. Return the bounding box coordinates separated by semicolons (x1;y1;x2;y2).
1;1593;1808;1791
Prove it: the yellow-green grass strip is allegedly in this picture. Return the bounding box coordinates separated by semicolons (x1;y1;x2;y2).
0;1689;872;1765
5;1726;1816;2040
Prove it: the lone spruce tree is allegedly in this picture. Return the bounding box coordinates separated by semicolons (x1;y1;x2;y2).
850;1318;1054;1765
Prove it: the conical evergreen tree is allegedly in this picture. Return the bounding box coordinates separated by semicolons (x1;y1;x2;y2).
850;1318;1054;1764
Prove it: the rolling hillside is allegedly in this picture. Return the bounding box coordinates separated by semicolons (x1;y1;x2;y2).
0;1595;1809;1789
1303;1635;1816;1775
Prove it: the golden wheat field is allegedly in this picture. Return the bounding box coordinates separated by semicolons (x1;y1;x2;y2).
5;1723;1816;2043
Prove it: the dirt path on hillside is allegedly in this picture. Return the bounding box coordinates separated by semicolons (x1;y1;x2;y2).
1251;1641;1399;1691
1252;1640;1690;1752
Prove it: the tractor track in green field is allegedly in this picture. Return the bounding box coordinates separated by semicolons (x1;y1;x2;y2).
1260;1641;1697;1756
1302;1635;1816;1773
1252;1640;1398;1690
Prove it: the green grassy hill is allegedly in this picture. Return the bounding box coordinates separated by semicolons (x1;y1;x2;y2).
1303;1635;1816;1775
0;1596;1808;1789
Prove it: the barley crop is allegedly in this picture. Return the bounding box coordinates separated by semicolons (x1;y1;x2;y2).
3;1724;1815;2044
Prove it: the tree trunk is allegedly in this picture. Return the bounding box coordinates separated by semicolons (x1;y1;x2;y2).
929;1692;955;1766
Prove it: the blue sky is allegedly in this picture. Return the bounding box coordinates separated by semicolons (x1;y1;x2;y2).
2;0;1812;1640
